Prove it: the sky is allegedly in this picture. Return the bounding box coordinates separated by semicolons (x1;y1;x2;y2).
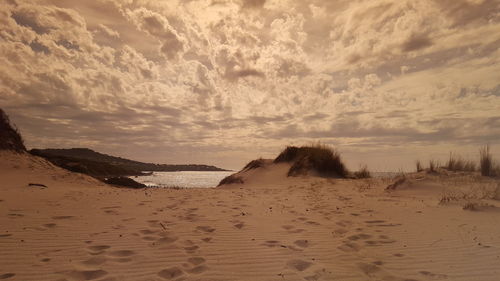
0;0;499;171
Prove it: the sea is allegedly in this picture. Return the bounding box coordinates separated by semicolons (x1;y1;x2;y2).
130;171;234;188
131;171;401;189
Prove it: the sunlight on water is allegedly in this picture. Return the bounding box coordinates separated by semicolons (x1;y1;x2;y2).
131;171;234;188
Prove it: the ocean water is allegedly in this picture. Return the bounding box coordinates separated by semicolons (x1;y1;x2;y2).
131;171;399;189
131;171;234;188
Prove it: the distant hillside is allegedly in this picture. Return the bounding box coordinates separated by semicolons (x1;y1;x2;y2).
30;148;228;178
0;109;26;152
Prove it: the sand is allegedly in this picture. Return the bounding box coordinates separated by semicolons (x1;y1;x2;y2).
1;151;500;281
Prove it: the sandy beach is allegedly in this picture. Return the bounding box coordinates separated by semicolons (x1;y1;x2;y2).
1;151;500;281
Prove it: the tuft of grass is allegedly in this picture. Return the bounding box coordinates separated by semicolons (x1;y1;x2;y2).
416;160;423;172
275;145;348;178
446;152;476;172
429;159;439;173
354;164;371;179
274;146;300;163
479;145;497;177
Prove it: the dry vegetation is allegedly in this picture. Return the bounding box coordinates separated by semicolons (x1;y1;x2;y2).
446;152;476;172
353;164;371;179
274;145;349;178
416;160;423;172
0;108;26;152
415;146;499;178
480;145;500;177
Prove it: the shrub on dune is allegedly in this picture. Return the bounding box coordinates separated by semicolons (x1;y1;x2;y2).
0;108;26;152
274;145;348;178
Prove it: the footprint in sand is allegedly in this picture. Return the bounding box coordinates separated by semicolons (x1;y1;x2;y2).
347;234;372;241
7;213;24;218
0;273;15;279
157;234;178;244
142;236;157;241
147;220;160;227
234;222;245;229
187;257;206;265
184;245;200;253
158;267;184;279
82;256;107;266
87;245;111;253
67;269;108;280
338;242;361;252
358;262;381;276
196;226;215;233
336;220;353;227
187;265;208;274
419;271;448;279
332;228;348;237
262;240;280;248
294;240;310;248
140;229;157;235
287;259;313;271
107;250;135;257
365;220;385;224
52;216;74;220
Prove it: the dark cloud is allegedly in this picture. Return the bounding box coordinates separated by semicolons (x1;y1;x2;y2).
29;40;50;54
12;9;51;34
402;34;433;52
433;0;500;26
241;0;266;9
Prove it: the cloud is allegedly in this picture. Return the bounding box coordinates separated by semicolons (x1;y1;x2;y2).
401;34;433;52
241;0;266;9
124;7;186;59
0;0;499;170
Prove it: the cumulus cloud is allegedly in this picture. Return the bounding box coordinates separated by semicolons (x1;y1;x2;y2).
0;0;499;170
124;7;186;60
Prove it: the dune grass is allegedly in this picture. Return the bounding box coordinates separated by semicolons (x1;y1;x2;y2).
416;160;423;172
446;152;476;172
354;164;371;179
479;145;500;177
429;159;439;173
242;158;266;171
275;145;348;178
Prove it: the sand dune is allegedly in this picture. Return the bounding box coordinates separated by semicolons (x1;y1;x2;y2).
1;152;500;280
